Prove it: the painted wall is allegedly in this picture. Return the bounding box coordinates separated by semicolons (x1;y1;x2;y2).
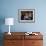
0;0;46;32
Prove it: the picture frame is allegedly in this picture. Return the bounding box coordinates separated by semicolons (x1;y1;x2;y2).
18;9;35;23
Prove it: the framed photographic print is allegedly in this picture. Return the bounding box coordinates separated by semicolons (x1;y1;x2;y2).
18;9;35;23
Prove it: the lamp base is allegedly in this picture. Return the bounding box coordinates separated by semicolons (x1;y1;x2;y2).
8;32;11;35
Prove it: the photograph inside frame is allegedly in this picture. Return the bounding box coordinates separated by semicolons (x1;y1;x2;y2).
21;11;33;20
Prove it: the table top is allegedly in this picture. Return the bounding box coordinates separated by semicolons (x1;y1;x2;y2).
4;32;43;40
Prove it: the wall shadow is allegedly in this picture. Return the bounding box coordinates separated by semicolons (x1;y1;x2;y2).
0;16;5;46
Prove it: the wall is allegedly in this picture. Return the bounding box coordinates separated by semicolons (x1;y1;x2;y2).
0;0;46;32
0;0;46;46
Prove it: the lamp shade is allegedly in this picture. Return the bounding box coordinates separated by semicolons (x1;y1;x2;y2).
5;18;14;25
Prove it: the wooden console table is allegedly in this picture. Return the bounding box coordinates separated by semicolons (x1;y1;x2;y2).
4;32;43;46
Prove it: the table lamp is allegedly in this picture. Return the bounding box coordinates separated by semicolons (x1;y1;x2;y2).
5;18;14;35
